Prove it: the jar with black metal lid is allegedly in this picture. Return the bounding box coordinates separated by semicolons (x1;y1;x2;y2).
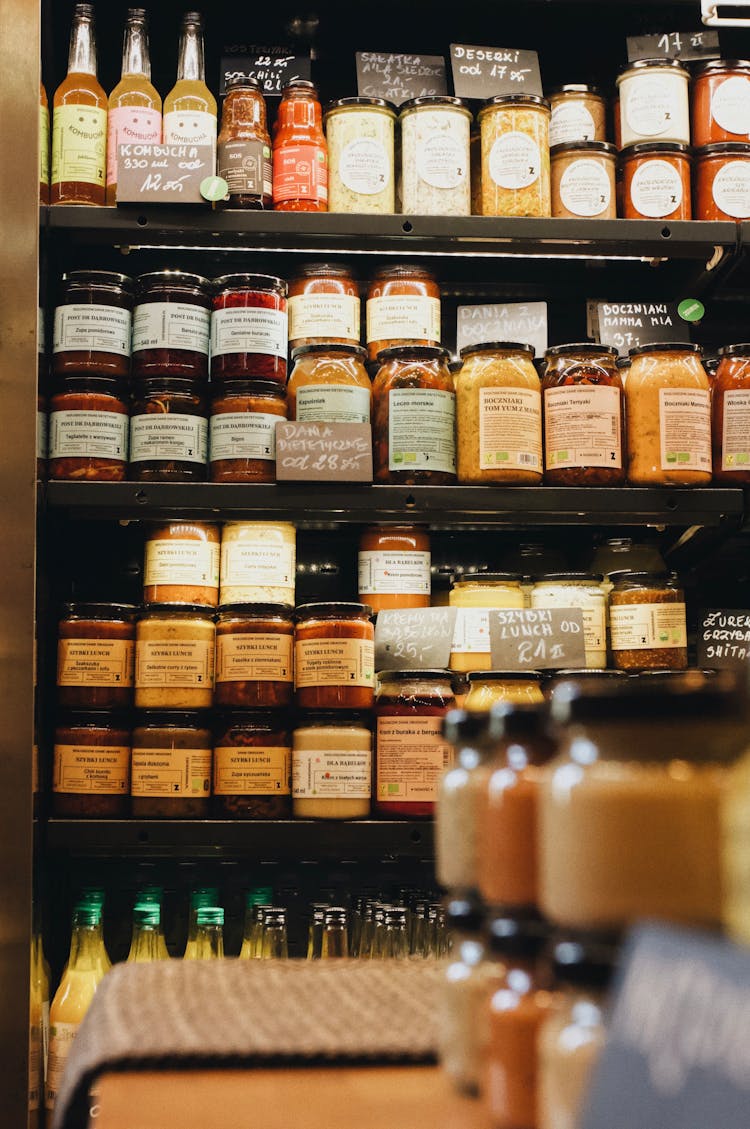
215;603;294;708
213;710;291;819
129;377;209;481
211;273;288;384
53;710;131;817
131;710;212;818
294;602;375;710
288;263;361;350
57;601;137;709
48;376;129;482
209;379;287;483
373;344;456;485
52;270;134;379
366;266;441;364
132;271;212;381
288;343;372;423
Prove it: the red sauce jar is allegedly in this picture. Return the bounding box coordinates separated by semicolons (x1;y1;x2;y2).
288;264;361;351
210;273;288;384
130;377;208;482
57;602;137;710
366;266;441;364
712;343;750;483
53;711;131;817
217;76;272;210
694;143;750;220
294;602;375;711
48;377;129;481
52;270;134;379
620;143;692;219
132;271;212;381
215;604;294;708
272;79;328;212
692;60;750;148
209;380;287;483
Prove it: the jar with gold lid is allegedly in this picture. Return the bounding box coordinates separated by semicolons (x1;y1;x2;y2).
288;264;361;350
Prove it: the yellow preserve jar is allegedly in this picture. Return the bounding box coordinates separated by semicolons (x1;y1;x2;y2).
287;343;372;424
464;671;544;711
478;94;551;217
449;573;525;673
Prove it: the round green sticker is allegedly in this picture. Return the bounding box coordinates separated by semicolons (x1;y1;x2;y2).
200;175;229;202
678;298;705;323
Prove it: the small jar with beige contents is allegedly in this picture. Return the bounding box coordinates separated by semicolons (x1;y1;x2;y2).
292;712;373;819
548;85;607;146
135;605;216;709
608;571;688;672
550;142;617;219
478;94;551;217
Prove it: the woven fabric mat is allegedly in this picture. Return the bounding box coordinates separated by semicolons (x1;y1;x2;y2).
52;958;443;1129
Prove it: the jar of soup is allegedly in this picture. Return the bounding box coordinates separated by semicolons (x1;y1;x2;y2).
399;96;472;216
620;142;692;220
209;380;287;483
57;602;137;709
143;521;220;607
548;85;607;146
478;94;551;218
294;603;374;710
691;59;750;148
375;669;456;817
324;97;397;215
53;711;130;817
288;264;361;350
48;377;129;482
213;710;291;819
216;76;272;210
531;574;607;669
542;344;625;486
131;711;212;818
129;378;209;482
455;341;542;484
608;571;688;672
292;712;373;819
449;574;525;673
52;270;134;379
135;605;216;709
372;345;456;485
626;343;711;485
219;521;296;606
438;709;496;892
712;343;750;483
210;274;288;384
366;266;441;364
617;59;690;146
550;142;617;219
287;344;372;423
694;142;750;220
132;271;212;381
357;525;431;612
464;672;545;711
215;604;294;708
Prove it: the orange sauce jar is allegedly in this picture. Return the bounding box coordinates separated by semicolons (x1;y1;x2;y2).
288;263;360;350
272;79;328;212
357;525;431;612
620;143;691;219
694;143;750;220
366;266;441;364
692;60;750;148
712;343;750;484
294;602;375;710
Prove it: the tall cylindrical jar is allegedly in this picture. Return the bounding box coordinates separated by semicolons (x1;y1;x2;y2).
272;79;328;212
478;94;551;217
438;710;495;894
399;96;472;216
712;343;750;484
324;97;396;214
617;59;690;147
216;76;272;210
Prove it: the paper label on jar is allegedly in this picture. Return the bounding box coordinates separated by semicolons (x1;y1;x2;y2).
53;744;129;794
416;131;465;190
29;1020;40;1110
133;302;210;355
53;303;131;356
530;594;606;652
722;389;750;470
49;410;129;461
131;747;212;797
366;295;440;344
107;106;161;187
450;608;491;654
375;716;453;803
210;412;279;461
629;159;683;218
609;603;687;650
549;102;596;146
162;109;216;150
288;293;360;342
57;638;134;687
478;387;542;470
130;414;208;464
293;749;371;799
659;388;711;472
544;385;622;470
559;158;611;217
46;1022;78;1111
358;551;431;596
295;384;370;424
135;639;215;689
214;746;290;796
624;74;684;138
210;307;287;359
216;632;293;683
295;637;374;688
388;388;456;474
51;104;106;188
144;539;219;590
220;541;295;589
711;75;750;135
711;160;750;219
37;410;48;460
488;131;541;190
338;137;390;195
217;138;272;198
273;142;328;204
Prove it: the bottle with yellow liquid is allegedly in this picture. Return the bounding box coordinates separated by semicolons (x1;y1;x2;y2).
136;886;171;960
51;3;107;205
127;904;165;962
192;907;225;959
239;888;273;959
183;888;219;959
106;7;162;204
28;939;42;1129
163;12;216;155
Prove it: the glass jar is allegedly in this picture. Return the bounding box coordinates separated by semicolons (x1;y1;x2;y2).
626;342;711;485
449;574;525;673
215;604;294;708
617;59;690;146
292;711;373;819
294;602;374;710
399;96;472;216
540;671;747;929
209;380;287;483
546;669;628;702
531;574;607;670
589;537;667;594
712;343;750;483
272;79;328;212
438;899;497;1096
132;271;212;381
142;521;220;607
324;97;397;215
287;344;372;423
456;341;542;484
57;602;137;710
210;274;288;384
53;711;130;817
288;264;361;350
478;94;551;218
608;571;688;671
694;142;750;220
131;711;212;818
213;710;291;819
48;377;129;482
366;266;441;364
219;521;296;606
438;710;495;892
129;377;209;482
217;76;272;209
372;345;456;485
52;270;134;379
542;344;625;486
548;85;606;146
470;125;482;215
464;672;545;711
357;525;431;612
375;669;456;817
691;59;750;148
550;142;617;219
135;605;216;709
621;142;692;219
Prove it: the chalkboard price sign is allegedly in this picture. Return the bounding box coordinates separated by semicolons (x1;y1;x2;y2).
275;422;373;482
697;608;750;668
219;51;311;96
449;44;543;99
592;301;687;355
375;607;458;672
355;52;448;106
626;29;721;63
456;302;548;358
116;144;215;204
488;608;586;670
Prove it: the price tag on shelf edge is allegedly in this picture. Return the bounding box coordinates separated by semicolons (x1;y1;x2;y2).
275;422;373;482
116;144;215;204
355;52;448;105
488;607;586;671
626;29;721;63
697;608;750;668
456;302;548;358
449;43;542;99
375;607;458;672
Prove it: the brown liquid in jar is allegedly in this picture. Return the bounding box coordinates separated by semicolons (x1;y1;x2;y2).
215;604;294;708
294;602;375;710
213;710;291;818
53;711;131;817
131;711;212;818
57;602;137;709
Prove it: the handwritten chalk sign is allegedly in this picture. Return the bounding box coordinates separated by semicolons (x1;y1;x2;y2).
696;608;750;668
275;422;373;482
220;50;311;96
375;607;458;671
456;302;548;358
591;301;687;356
116;144;215;204
449;44;542;99
355;52;448;106
488;608;586;670
626;29;721;62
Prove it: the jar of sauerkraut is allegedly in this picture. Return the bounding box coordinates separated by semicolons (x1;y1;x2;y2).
324;97;397;215
399;96;472;216
478;94;551;217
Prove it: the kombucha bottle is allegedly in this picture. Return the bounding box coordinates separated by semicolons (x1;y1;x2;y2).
106;7;162;203
163;11;217;157
51;3;107;206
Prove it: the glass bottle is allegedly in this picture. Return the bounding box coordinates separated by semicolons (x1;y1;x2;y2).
321;907;349;958
163;11;217;153
51;3;107;206
192;907;225;959
272;79;328;212
306;904;327;959
106;7;162;204
40;84;50;205
238;888;274;959
126;904;164;962
261;908;289;958
381;907;410;959
29;939;42;1129
75;890;112;974
438;898;496;1096
183;887;219;959
135;887;170;960
217;77;272;209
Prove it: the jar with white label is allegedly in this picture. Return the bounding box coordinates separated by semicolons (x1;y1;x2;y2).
52;270;134;379
131;711;212;818
210;274;288;385
366;266;441;364
692;59;750;147
132;271;212;381
48;377;129;482
294;602;375;710
135;605;216;709
626;342;712;485
712;343;750;483
550;142;617;219
478;94;551;218
213;711;291;818
548;86;606;147
449;574;526;673
617;59;690;147
287;344;372;423
219;521;296;606
142;521;220;606
399;96;472;217
608;572;688;671
358;525;431;612
695;143;750;220
373;345;456;485
324;97;397;215
530;574;607;669
209;381;287;483
53;712;131;817
130;378;208;482
215;604;294;708
57;602;137;709
293;712;373;819
288;264;361;350
621;143;692;220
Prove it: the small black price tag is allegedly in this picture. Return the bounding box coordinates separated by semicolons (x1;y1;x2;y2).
116;144;215;204
488;608;586;670
697;608;750;668
449;44;542;99
374;607;458;672
626;29;721;63
355;52;448;106
456;302;548;358
219;50;311;96
591;301;686;356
